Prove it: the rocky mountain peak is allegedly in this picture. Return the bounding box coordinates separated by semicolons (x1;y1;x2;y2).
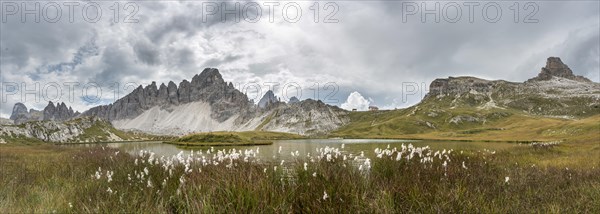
258;90;278;109
10;102;28;121
10;101;77;124
43;101;76;121
288;96;300;104
528;57;591;82
81;68;251;123
192;68;225;87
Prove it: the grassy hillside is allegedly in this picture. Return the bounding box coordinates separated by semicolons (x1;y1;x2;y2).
331;106;600;142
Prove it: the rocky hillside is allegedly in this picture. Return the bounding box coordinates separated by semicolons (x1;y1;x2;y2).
424;57;599;118
81;68;254;123
79;68;349;136
0;117;155;143
256;99;349;135
332;57;599;142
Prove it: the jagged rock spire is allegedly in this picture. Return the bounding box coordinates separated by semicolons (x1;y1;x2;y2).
81;68;252;122
258;90;278;109
528;57;591;82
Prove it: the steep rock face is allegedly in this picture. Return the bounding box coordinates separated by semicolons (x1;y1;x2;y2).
80;68;350;135
43;101;77;121
259;99;350;135
10;102;77;124
10;103;29;124
257;90;281;109
422;57;600;118
528;57;591;82
427;77;503;98
82;68;253;123
10;103;28;120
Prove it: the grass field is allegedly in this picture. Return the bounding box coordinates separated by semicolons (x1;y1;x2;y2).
331;109;600;143
1;139;598;213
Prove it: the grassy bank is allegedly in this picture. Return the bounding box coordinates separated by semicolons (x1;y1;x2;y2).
165;131;304;147
331;110;600;143
1;141;599;213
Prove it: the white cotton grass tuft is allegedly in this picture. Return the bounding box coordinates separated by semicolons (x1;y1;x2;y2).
323;191;329;200
106;171;113;182
505;176;510;183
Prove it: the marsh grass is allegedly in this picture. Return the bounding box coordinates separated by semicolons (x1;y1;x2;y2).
0;143;599;213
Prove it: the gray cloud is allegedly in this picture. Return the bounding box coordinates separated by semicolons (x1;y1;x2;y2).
1;1;598;117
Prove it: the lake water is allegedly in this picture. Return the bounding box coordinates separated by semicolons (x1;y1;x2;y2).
90;139;523;161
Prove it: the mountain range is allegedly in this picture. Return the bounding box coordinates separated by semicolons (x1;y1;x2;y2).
2;57;598;143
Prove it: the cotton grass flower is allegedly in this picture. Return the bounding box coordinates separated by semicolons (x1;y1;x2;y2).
106;171;113;182
505;176;510;183
323;191;329;200
94;170;101;180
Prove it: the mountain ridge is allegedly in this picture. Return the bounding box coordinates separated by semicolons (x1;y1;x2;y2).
4;56;598;141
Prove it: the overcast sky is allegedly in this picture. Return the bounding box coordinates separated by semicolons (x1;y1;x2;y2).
1;0;598;117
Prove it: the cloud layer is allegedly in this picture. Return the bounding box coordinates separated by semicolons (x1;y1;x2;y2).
1;1;598;117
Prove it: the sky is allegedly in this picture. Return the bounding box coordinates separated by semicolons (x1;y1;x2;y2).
1;0;599;117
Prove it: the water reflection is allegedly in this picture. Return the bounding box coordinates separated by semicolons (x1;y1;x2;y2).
89;139;522;161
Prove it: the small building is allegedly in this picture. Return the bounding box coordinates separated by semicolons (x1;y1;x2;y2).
368;106;379;111
352;109;357;112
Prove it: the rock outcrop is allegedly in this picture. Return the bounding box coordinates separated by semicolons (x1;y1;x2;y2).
81;68;253;123
9;102;77;124
528;57;592;82
43;101;78;121
9;103;29;124
423;57;600;118
259;99;349;135
0;117;126;143
257;90;280;109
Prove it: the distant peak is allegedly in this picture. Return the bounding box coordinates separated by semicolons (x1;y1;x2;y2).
258;90;278;109
191;68;224;85
288;96;300;104
528;57;591;82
